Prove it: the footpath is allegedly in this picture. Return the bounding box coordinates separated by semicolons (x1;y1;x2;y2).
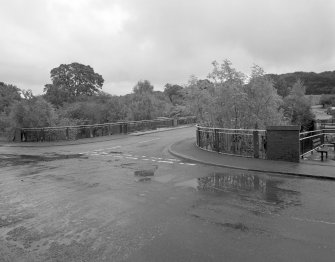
169;138;335;180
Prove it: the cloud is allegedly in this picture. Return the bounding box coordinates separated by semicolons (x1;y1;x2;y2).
0;0;334;95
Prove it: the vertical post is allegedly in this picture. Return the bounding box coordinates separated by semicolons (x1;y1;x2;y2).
214;128;219;152
66;127;69;140
253;130;259;158
90;126;93;138
196;126;199;146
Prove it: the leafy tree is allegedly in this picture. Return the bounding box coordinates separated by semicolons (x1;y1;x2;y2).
9;96;58;128
133;80;154;95
44;62;104;106
185;61;285;129
0;82;21;112
320;94;335;108
283;80;315;131
164;84;184;104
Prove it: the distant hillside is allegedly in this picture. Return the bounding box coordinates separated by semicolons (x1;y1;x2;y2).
267;71;335;96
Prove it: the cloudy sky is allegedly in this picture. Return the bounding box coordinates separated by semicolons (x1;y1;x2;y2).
1;0;334;95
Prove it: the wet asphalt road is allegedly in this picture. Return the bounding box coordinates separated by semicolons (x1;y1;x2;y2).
0;127;335;262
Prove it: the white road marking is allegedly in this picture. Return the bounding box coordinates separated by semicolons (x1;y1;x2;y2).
151;160;157;162
290;216;335;225
125;157;138;160
142;155;147;158
179;163;185;165
157;161;174;164
142;159;150;161
137;138;160;144
185;163;196;166
106;146;121;149
166;158;180;162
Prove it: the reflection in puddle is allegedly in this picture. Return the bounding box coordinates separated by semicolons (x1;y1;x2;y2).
176;172;301;212
134;168;157;182
197;172;300;206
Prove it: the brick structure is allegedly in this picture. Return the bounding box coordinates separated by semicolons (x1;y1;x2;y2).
266;126;300;162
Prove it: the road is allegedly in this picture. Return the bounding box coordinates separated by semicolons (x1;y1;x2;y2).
0;127;335;261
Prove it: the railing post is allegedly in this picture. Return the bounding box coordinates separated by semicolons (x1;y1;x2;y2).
214;128;219;152
253;130;259;158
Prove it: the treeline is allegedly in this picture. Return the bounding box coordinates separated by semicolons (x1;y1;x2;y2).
1;60;317;139
268;71;335;96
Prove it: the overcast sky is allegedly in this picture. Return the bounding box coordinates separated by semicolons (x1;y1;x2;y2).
1;0;334;95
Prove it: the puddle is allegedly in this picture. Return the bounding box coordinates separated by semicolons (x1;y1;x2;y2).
178;172;301;211
134;166;157;182
134;170;155;177
0;153;87;167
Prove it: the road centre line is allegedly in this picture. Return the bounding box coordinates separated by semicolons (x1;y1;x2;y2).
106;146;121;149
125;157;138;160
157;160;174;164
137;138;161;144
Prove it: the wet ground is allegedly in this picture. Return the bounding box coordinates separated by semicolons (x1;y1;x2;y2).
1;128;335;261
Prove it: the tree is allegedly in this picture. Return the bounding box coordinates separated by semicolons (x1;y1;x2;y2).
0;82;21;112
185;61;285;129
283;79;315;131
44;62;104;106
133;80;154;94
9;96;58;128
164;84;184;104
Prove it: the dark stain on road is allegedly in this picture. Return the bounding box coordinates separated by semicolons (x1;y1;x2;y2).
0;153;87;167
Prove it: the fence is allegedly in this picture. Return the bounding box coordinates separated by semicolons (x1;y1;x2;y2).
300;128;335;157
196;125;267;159
18;116;196;142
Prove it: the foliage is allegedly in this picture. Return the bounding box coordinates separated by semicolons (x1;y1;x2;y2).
59;93;125;124
9;96;58;128
126;80;172;121
44;62;104;106
133;80;154;95
164;84;184;105
0;82;21;113
268;71;335;95
282;80;315;131
185;61;285;129
320;94;335;108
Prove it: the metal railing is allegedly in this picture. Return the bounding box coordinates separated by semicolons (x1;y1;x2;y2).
18;116;196;142
196;125;267;159
300;129;335;157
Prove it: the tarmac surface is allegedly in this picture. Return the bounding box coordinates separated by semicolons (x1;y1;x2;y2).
1;126;334;261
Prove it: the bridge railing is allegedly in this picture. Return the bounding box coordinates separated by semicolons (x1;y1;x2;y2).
196;125;267;159
299;129;335;157
19;116;196;142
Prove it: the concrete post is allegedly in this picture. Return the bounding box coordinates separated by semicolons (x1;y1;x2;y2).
266;126;300;162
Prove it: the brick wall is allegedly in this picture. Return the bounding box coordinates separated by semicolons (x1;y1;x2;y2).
266;126;300;162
